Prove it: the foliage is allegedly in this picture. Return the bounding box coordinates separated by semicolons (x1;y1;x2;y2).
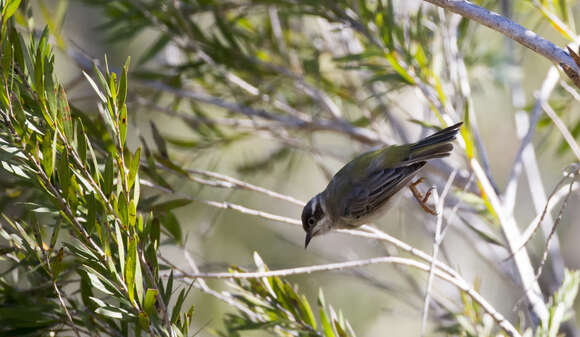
220;253;356;337
0;2;192;335
538;270;580;337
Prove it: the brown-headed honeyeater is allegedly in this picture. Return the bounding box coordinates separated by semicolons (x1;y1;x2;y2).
302;122;462;248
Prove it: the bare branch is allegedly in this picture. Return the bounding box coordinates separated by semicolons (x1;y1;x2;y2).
422;0;580;87
511;166;580;257
182;167;306;207
535;169;578;280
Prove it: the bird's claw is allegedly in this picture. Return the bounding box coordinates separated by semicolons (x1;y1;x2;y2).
409;178;438;216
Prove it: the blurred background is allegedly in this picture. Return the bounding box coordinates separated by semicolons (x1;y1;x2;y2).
15;0;580;335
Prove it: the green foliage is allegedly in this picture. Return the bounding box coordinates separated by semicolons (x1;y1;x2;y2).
219;253;356;337
0;4;192;336
537;270;580;337
438;278;507;337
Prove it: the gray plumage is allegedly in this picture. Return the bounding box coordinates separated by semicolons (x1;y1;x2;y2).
302;122;462;248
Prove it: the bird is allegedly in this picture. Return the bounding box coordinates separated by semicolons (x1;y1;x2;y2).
301;122;463;248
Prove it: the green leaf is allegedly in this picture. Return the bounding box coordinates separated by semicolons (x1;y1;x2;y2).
85;270;114;295
80;273;94;309
171;287;190;323
460;214;504;246
109;71;117;103
151;199;191;212
103;154;114;197
128;199;136;227
56;151;71;198
115;221;125;276
118;192;129;227
77;120;87;163
150;121;168;158
134;243;144;305
144;288;158;315
95;307;124;320
163;269;174;304
40;131;56;179
93;62;112;99
49;221;60;250
333;319;348;337
118;57;130;108
385;52;414;85
138;34;170;65
2;0;22;22
461;105;475;160
159;212;182;244
128;147;140;190
546;270;580;337
50;247;64;277
86;193;97;233
82;71;107;103
299;294;317;329
151;216;160;251
138;311;150;329
119;103;127;146
319;295;336;337
133;171;140;206
126;236;137;304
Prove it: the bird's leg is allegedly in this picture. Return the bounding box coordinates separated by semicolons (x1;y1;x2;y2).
422;186;435;203
409;178;438;216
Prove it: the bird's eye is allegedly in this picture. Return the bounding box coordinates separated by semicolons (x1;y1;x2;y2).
308;217;315;226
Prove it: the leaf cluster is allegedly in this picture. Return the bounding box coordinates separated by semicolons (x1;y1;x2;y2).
220;253;356;337
0;2;193;335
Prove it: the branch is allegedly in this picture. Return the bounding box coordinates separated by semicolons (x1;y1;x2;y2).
139;80;381;144
141;176;467;280
422;0;580;87
512;169;579;256
174;256;521;337
422;170;456;336
471;159;549;323
542;102;580;161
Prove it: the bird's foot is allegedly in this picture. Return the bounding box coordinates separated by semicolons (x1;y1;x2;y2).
409;178;438;216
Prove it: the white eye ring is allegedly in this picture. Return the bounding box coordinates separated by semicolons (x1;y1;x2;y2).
308;217;315;225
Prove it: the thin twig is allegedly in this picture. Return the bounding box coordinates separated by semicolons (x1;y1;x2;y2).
534;169;577;280
183;168;305;207
510;165;579;258
44;254;82;337
191;198;302;226
421;170;456;337
542;102;580;161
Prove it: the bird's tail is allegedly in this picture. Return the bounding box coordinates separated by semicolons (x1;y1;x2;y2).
408;122;463;162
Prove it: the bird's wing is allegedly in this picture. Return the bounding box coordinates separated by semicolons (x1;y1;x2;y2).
342;162;425;220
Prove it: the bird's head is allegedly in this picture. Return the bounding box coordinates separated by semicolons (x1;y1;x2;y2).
301;194;332;248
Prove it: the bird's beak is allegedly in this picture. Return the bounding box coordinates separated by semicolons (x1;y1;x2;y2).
304;231;313;249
